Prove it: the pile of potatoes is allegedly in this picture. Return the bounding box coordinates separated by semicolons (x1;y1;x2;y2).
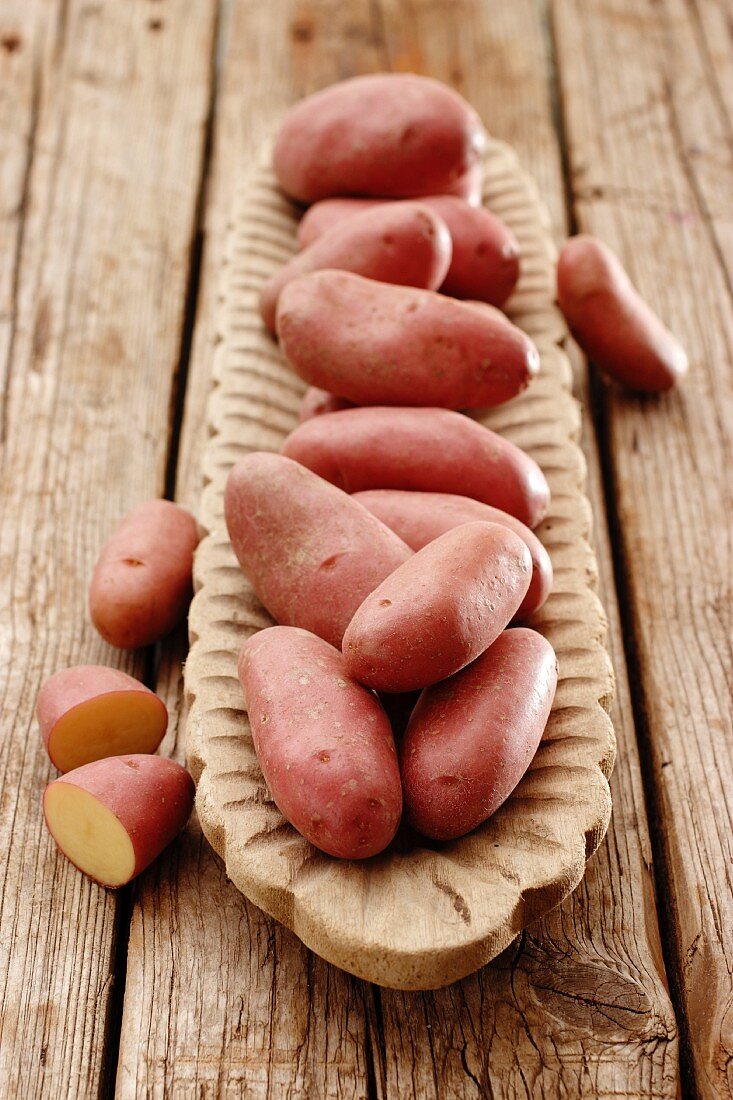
37;73;688;885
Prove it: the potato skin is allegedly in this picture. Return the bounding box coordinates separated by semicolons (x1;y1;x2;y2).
224;452;412;648
419;196;520;305
298;387;353;423
281;407;550;528
277;271;538;410
44;755;194;884
557;235;688;392
260;202;452;333
342;522;532;693
353;489;552;617
238;626;402;858
274;73;486;202
298;197;519;307
36;665;167;769
401;628;557;840
90;500;199;649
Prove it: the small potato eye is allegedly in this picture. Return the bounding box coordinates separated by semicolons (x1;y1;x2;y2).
378;598;392;607
123;558;145;568
318;752;330;763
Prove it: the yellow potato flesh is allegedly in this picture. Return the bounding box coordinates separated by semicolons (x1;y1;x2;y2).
49;692;166;773
44;784;136;887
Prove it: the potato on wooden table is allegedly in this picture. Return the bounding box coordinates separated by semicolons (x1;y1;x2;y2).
298;196;520;307
224;452;412;649
401;628;557;840
239;626;402;859
277;271;538;409
260;202;452;333
274;73;486;202
282;406;550;528
90;499;199;649
342;522;532;693
36;665;168;773
354;489;552;617
557;234;688;392
43;755;194;888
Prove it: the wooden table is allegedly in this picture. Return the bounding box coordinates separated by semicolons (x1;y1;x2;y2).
1;0;730;1095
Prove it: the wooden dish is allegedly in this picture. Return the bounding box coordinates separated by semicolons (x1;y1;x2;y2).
185;138;616;991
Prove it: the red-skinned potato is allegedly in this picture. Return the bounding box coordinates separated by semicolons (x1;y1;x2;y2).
238;626;402;858
419;196;520;305
43;755;194;887
441;161;483;205
298;197;519;307
260;202;452;333
353;489;552;617
274;73;486;202
401;628;557;840
37;665;168;773
90;500;199;649
281;407;550;528
342;522;532;693
277;271;538;409
224;452;412;649
557;235;688;392
298;387;353;423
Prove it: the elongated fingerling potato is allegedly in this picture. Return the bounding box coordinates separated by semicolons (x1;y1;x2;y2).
401;628;557;840
277;271;538;409
261;202;452;333
354;489;552;617
224;453;412;648
90;500;199;649
557;235;688;392
298;387;353;423
43;755;194;887
37;665;168;773
274;73;486;202
282;407;550;528
343;522;532;693
239;627;402;858
421;196;520;306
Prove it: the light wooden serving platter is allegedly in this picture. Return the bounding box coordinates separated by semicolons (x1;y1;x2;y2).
184;138;616;991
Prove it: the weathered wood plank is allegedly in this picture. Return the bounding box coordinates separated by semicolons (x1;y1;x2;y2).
116;4;386;1096
119;0;677;1095
0;0;217;1094
553;0;733;1095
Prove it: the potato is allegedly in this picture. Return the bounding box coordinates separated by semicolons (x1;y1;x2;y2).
557;235;688;392
298;196;519;307
297;199;372;248
401;628;557;840
419;196;519;305
281;407;550;528
342;522;532;693
261;202;452;333
277;271;538;409
238;626;402;858
43;754;194;887
298;387;353;423
353;489;552;617
90;500;199;649
224;452;412;648
36;665;168;773
443;161;483;206
274;73;486;202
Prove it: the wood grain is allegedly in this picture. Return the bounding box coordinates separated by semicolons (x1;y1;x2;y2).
117;0;678;1094
0;0;216;1094
116;4;385;1096
553;0;733;1095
